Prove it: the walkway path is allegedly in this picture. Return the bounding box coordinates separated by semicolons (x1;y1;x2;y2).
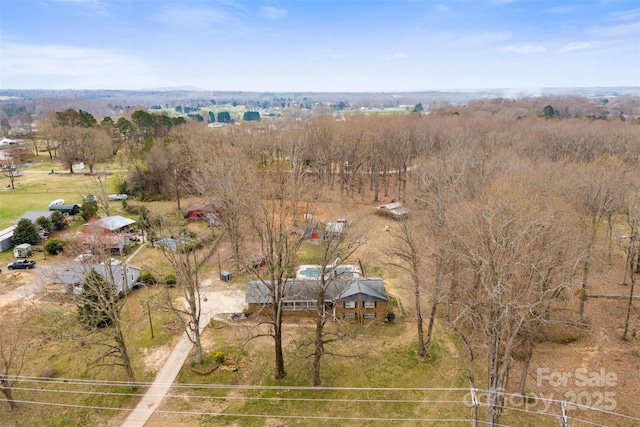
120;280;245;427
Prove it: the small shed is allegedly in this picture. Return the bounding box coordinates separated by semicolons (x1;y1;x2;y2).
13;243;32;258
376;202;409;220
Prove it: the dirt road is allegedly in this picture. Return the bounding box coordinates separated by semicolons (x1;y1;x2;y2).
120;279;245;427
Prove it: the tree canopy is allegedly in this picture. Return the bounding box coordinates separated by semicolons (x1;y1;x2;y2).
13;219;39;245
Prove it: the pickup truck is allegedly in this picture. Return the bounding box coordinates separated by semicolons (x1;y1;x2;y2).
7;260;36;270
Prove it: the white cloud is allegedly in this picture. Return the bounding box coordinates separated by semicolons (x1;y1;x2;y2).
590;21;640;38
609;8;640;22
261;6;287;20
0;42;169;89
557;42;590;52
153;7;237;29
434;4;450;12
393;53;406;58
503;44;546;54
49;0;110;16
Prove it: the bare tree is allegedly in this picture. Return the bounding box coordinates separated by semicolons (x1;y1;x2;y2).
2;163;21;190
53;126;83;173
35;110;58;160
307;220;363;386
194;142;251;272
156;225;206;364
79;127;112;175
622;189;640;341
246;163;312;380
0;312;31;411
566;161;623;323
84;174;112;217
386;218;445;358
444;187;578;426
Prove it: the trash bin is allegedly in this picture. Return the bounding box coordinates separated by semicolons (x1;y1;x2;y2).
221;271;232;282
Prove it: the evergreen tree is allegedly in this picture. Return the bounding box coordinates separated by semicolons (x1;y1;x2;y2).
77;269;114;329
217;111;232;123
36;216;53;234
243;111;260;121
81;200;99;221
51;211;67;230
13;219;39;245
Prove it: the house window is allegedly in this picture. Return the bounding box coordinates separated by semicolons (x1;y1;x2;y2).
363;313;376;319
364;301;376;309
344;301;356;309
259;302;272;308
343;312;356;319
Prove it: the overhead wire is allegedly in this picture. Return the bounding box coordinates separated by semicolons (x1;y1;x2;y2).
3;375;639;425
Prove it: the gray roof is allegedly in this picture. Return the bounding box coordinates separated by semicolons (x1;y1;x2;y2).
376;202;409;219
325;221;345;234
94;215;136;232
15;211;54;224
55;262;140;294
246;277;388;304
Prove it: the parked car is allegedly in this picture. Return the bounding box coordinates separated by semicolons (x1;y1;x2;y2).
8;260;36;270
107;194;128;201
74;253;95;263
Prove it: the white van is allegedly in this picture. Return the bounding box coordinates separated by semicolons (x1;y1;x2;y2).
48;199;65;208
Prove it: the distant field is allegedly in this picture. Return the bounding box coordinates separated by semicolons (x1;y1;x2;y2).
0;162;122;229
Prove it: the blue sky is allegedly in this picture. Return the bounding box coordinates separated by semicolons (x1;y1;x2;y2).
1;0;638;91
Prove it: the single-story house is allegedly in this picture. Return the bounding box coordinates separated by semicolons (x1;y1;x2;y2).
55;262;141;295
81;217;138;255
246;277;389;321
14;211;54;224
375;202;409;220
77;231;133;255
0;225;17;252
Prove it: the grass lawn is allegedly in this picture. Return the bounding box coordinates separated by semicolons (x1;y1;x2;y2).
0;284;181;426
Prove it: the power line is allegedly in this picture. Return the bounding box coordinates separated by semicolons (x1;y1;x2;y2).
4;376;639;425
0;398;485;424
9;386;465;405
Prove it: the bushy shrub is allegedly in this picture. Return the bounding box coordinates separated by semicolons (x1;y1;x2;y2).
214;351;225;364
139;271;157;285
44;238;66;255
164;273;177;286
